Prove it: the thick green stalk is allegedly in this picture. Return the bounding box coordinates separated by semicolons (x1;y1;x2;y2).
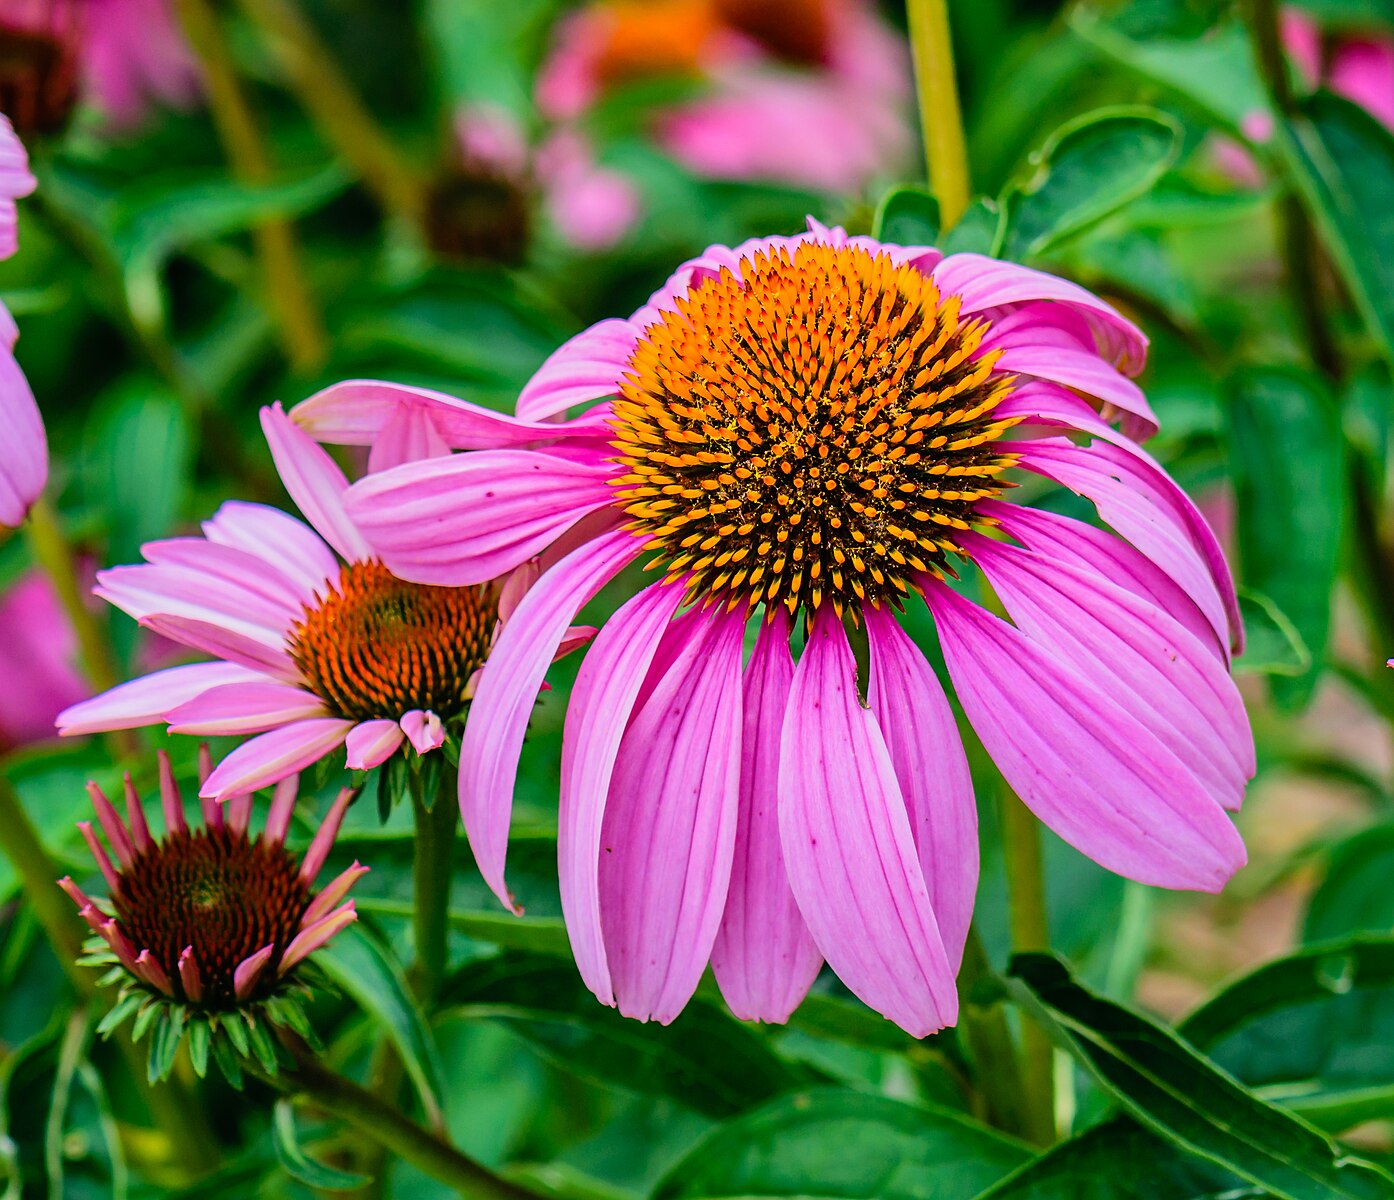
175;0;328;373
905;0;972;226
956;926;1033;1138
410;764;458;1002
999;788;1055;1144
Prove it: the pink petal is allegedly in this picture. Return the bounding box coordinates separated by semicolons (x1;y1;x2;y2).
863;605;977;971
968;535;1253;811
157;750;186;835
166;682;326;737
141;536;313;611
400;709;445;754
95;563;293;644
460;526;645;911
260;403;372;562
924;578;1246;891
516;319;637;422
367;402;451;473
711;611;823;1024
345;447;617;586
57;662;268;736
778;610;958;1037
293;380;611;451
263;774;300;845
299;787;357;883
0;341;46;528
280;904;357;973
233;944;275;1000
598;607;744;1023
178;947;203;1003
303;861;368;925
199;718;355;801
345;719;405;770
202;501;338;599
559;581;687;1004
0;116;36;262
138;614;298;681
86;782;134;868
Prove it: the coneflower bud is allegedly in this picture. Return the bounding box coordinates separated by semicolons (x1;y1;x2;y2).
60;747;365;1084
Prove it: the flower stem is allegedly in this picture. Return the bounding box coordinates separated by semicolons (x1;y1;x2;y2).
0;775;220;1171
233;0;426;225
174;0;328;374
410;763;458;1003
905;0;972;227
266;1043;544;1200
999;787;1056;1144
956;925;1033;1138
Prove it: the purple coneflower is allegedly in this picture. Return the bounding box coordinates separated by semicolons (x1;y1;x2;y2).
326;220;1252;1037
56;403;593;799
60;749;362;1079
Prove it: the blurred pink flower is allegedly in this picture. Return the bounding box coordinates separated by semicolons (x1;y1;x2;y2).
0;0;199;134
0;570;86;750
536;0;912;195
58;401;593;801
0;113;44;529
337;220;1253;1034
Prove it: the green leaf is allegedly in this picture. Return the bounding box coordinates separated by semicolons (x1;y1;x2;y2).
1234;589;1312;677
1006;953;1393;1199
873;187;941;246
1225;367;1345;709
1277;92;1394;366
317;924;447;1127
653;1089;1031;1200
272;1100;371;1192
1180;936;1394;1133
440;952;804;1118
1000;108;1180;260
1304;826;1394;943
939;199;1005;256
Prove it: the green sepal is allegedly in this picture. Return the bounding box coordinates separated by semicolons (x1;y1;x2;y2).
147;1009;185;1083
268;994;317;1048
244;1013;282;1075
97;992;143;1037
210;1031;245;1089
221;1010;251;1057
187;1018;211;1078
131;996;164;1043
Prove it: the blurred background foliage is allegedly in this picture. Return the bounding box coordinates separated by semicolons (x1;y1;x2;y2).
4;0;1394;1195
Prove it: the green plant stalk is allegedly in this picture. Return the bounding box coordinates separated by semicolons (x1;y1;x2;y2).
0;775;220;1171
264;1044;544;1200
905;0;972;226
956;926;1033;1138
1000;788;1056;1144
175;0;328;373
411;763;459;1003
234;0;426;225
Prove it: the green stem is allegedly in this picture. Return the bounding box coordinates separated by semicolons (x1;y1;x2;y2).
269;1043;543;1200
905;0;972;226
411;763;458;1003
175;0;328;373
0;775;220;1170
234;0;426;225
957;926;1033;1138
999;788;1056;1144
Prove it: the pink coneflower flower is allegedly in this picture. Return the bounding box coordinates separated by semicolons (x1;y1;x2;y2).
0;112;44;530
426;105;640;261
60;749;361;1079
537;0;912;195
0;570;87;749
0;0;199;135
56;402;593;800
335;220;1253;1036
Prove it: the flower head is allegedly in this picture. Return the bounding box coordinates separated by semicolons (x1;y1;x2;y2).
334;220;1254;1038
56;402;592;800
60;749;362;1080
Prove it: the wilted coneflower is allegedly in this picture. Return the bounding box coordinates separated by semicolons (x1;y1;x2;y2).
0;111;44;530
60;749;362;1081
335;219;1254;1037
56;403;593;800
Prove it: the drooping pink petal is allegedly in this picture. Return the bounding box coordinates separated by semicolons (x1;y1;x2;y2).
202;501;339;600
178;947;203;1003
711;611;823;1024
260;403;373;562
303;861;368;925
141;537;313;612
777;610;958;1037
263;774;300;845
559;581;687;1004
460;526;645;911
96;562;293;645
924;577;1246;891
199;718;355;801
134;949;174;996
345;447;617;587
0;335;47;529
279;904;357;973
863;604;978;971
931;253;1147;373
0;115;36;262
165;682;326;737
138;614;298;681
225;790;254;835
78;821;121;893
294;380;612;451
299;787;357;883
516;319;637;422
400;710;445;755
345;719;405;770
233;944;275;1000
1330;37;1394;128
57;662;269;736
86;783;134;868
598;606;744;1023
967;534;1253;810
367;402;451;473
